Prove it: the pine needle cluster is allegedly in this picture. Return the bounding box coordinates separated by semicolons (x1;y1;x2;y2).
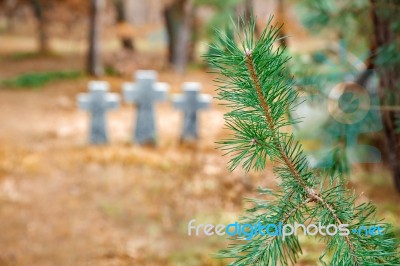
206;18;400;265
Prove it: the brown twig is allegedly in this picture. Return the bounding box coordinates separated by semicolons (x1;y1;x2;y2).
245;50;358;265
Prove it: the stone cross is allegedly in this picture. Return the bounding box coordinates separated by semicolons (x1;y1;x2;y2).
77;81;120;144
172;82;211;141
122;70;169;144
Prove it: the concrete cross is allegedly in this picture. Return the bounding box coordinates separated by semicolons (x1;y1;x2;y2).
172;82;211;141
122;70;169;144
77;81;120;144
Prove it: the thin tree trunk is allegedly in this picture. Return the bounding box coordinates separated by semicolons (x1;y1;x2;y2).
276;0;287;47
115;0;134;51
236;0;259;36
30;0;50;53
164;4;179;65
371;0;400;192
244;0;253;19
87;0;104;77
356;5;378;87
245;0;260;36
4;0;17;32
164;4;176;64
355;18;377;87
164;0;194;73
173;0;193;73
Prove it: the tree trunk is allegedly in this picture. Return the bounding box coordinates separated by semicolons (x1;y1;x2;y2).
237;0;260;36
4;0;17;32
371;0;400;192
276;0;287;47
115;0;134;51
174;0;193;73
164;0;194;73
30;0;50;53
87;0;104;77
244;0;253;19
163;4;176;64
245;0;260;36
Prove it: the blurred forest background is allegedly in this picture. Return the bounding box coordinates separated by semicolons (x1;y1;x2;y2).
0;0;399;265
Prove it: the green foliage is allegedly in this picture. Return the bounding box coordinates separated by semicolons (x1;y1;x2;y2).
292;0;400;178
396;115;400;134
195;0;240;10
296;0;370;56
8;51;59;61
207;18;400;265
298;0;400;69
1;70;82;89
195;0;241;43
298;0;369;34
288;45;371;177
104;65;121;77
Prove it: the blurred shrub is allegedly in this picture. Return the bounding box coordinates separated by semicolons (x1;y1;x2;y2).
1;70;82;89
8;51;59;61
104;65;121;77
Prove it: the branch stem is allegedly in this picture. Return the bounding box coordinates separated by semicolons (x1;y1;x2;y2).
245;52;358;265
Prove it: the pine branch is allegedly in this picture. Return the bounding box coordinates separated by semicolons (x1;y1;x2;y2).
245;50;308;189
207;17;400;265
245;28;358;265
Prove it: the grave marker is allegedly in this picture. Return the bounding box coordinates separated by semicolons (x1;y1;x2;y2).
123;70;169;144
172;82;211;141
77;81;120;144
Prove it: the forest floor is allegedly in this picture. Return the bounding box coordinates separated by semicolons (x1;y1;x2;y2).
0;35;399;266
